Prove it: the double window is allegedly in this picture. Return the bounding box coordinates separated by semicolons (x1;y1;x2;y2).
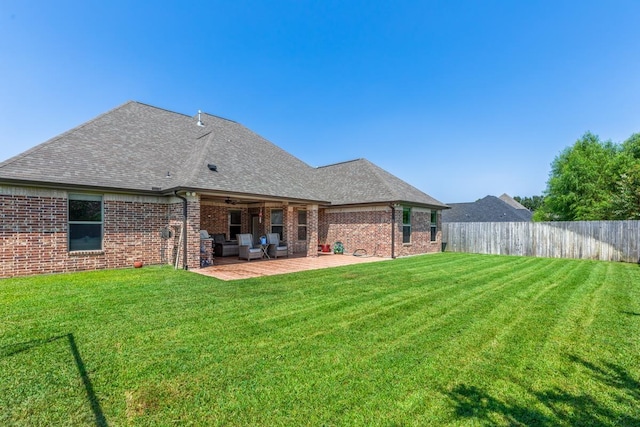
402;207;411;244
68;194;103;251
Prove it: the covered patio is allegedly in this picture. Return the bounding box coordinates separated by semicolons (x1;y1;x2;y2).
194;252;390;280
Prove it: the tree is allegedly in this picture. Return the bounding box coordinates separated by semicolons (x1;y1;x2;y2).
535;132;622;221
513;195;544;212
612;133;640;219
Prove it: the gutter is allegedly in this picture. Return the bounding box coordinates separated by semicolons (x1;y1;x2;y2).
174;190;189;270
390;204;396;259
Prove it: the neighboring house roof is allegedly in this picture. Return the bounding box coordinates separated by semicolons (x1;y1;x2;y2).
498;193;528;210
442;195;533;222
0;101;446;208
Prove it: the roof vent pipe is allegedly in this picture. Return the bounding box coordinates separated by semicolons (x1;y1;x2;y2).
197;110;204;127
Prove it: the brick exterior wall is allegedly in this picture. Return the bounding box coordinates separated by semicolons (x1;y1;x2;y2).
392;206;442;258
0;184;442;277
0;186;180;277
319;206;392;257
306;205;319;257
200;203;250;239
318;205;442;258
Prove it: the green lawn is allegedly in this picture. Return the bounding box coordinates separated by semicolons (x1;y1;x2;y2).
1;253;639;426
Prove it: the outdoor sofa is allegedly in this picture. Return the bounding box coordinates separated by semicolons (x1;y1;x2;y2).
212;233;239;257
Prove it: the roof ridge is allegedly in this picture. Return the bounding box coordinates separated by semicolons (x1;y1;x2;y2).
316;158;364;169
133;101;193;118
0;100;137;169
199;112;238;124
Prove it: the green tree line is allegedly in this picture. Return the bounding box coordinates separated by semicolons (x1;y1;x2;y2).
529;132;640;221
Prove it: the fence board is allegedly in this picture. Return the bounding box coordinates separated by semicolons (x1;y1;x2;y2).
442;221;640;263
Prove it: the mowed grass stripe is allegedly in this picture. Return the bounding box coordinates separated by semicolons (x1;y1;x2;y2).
230;256;542;363
1;253;639;426
194;258;592;424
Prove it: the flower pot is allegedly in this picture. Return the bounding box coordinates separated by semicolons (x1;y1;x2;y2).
133;261;143;268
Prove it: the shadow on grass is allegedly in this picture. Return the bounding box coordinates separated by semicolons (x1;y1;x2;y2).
2;334;108;427
446;355;640;426
448;383;552;425
621;311;640;316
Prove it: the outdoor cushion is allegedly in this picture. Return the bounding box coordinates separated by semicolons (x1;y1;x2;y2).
237;234;262;261
212;233;239;257
266;233;288;258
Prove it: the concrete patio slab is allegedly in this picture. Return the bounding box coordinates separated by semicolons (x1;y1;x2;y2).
194;253;391;280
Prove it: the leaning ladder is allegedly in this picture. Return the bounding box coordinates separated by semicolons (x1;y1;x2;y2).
174;228;183;269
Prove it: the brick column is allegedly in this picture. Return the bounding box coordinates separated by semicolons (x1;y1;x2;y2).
306;204;319;257
186;192;201;270
286;205;294;256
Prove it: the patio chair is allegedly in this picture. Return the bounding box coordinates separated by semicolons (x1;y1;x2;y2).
238;233;262;261
266;233;288;258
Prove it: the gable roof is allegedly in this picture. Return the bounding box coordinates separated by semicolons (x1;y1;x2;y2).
0;101;445;207
442;195;532;222
314;159;447;208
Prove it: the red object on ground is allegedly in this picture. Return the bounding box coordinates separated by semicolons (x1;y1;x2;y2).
133;261;143;268
320;244;331;252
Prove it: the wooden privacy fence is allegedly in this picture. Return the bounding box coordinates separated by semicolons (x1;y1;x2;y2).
442;221;640;263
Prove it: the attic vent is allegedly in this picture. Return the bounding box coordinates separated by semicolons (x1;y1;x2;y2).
197;110;204;127
207;163;217;171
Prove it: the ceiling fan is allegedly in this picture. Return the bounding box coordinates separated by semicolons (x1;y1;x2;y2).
224;197;238;205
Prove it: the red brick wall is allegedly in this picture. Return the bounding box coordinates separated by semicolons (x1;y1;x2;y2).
306;206;319;257
319;205;442;258
0;186;176;278
200;204;250;239
393;207;442;257
0;185;443;277
319;207;392;257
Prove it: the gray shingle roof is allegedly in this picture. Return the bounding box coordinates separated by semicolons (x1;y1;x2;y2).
0;102;202;192
442;195;533;222
314;159;447;208
0;101;445;207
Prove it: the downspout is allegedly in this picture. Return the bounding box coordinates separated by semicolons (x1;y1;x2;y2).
175;191;189;270
390;204;396;259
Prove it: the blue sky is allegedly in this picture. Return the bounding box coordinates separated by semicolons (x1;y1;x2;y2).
1;1;639;202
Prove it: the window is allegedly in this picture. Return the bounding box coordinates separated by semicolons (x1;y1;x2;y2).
68;194;103;251
430;210;438;242
402;207;411;244
271;209;284;239
229;210;241;240
297;210;307;241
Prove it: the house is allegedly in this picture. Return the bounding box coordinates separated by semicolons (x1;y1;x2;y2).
442;194;533;223
0;101;448;277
